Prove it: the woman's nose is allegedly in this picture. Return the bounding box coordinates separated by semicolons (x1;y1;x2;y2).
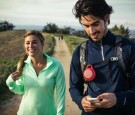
29;42;33;47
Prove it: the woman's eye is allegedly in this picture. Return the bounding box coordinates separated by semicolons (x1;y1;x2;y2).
25;42;29;45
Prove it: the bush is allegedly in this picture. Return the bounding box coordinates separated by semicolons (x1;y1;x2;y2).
0;58;18;94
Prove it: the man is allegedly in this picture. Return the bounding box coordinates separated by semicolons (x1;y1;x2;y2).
69;0;135;114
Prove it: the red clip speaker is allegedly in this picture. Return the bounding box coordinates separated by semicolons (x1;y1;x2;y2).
83;65;96;81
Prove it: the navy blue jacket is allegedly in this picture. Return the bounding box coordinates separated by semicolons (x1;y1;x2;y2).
69;31;135;115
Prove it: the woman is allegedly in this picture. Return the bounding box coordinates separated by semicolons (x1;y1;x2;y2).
6;30;66;115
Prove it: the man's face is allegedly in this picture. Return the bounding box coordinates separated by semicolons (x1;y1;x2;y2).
80;15;108;42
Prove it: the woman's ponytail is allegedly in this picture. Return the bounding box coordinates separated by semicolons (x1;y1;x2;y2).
17;54;28;76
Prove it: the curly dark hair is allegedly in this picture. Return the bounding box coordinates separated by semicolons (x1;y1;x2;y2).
72;0;113;24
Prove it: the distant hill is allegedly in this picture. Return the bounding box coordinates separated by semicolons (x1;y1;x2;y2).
15;25;43;31
15;25;83;31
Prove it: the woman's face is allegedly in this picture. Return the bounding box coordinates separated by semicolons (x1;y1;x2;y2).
80;15;108;42
24;35;43;57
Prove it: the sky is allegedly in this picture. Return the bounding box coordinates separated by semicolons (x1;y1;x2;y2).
0;0;135;30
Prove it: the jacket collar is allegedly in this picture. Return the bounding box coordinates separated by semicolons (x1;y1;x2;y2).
24;53;53;70
88;30;116;46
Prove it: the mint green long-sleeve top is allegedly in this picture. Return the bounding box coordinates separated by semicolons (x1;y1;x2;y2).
6;53;66;115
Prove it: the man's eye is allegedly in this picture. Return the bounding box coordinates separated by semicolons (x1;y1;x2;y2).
33;42;37;44
84;25;89;28
94;22;99;26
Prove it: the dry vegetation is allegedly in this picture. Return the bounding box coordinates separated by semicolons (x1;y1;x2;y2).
0;30;25;59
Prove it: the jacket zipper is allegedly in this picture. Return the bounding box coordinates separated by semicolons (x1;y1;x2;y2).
100;40;105;61
101;45;105;61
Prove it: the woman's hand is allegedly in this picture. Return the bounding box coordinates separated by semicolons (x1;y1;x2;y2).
10;71;20;81
81;95;96;112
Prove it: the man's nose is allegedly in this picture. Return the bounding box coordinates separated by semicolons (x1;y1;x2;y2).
89;26;95;34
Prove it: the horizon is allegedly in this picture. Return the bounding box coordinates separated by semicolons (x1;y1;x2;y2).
14;24;135;31
14;24;135;39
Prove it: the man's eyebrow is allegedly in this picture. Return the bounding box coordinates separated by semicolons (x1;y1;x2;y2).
81;20;99;26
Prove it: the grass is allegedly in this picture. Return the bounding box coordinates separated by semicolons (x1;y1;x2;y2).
64;35;87;54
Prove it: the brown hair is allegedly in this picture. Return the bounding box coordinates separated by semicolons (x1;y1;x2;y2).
17;30;45;75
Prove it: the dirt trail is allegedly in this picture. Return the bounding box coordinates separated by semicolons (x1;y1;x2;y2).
0;95;22;115
53;37;81;115
0;37;81;115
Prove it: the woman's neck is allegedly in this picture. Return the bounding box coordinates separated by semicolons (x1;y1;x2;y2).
31;54;46;65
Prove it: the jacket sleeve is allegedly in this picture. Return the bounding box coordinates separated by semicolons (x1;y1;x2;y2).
69;46;85;110
115;39;135;107
55;62;66;115
6;75;24;94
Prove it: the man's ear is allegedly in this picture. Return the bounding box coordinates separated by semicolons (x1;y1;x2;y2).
104;15;109;22
104;15;110;24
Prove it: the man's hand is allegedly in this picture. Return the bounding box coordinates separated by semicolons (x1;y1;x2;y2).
81;95;96;112
96;93;117;108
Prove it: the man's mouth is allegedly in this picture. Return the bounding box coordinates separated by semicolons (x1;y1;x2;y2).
91;32;99;39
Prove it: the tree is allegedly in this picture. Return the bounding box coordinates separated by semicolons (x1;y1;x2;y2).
42;23;58;33
110;25;130;38
60;26;72;34
0;21;15;31
111;25;118;32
